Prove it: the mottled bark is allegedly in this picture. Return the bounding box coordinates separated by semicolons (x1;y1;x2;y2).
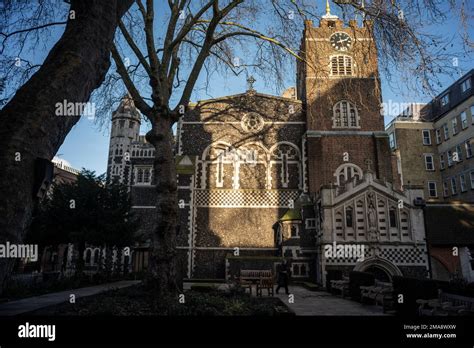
0;0;133;294
145;116;179;295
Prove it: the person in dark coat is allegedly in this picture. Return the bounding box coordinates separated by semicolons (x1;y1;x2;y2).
276;260;291;295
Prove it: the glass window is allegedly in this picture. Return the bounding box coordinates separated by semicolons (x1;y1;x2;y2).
290;225;299;238
466;140;473;158
424;154;434;171
471;106;474;124
333;101;358;128
428;182;437;197
389;132;396;149
331;55;353;76
461;78;471;93
443;182;449;197
435;129;442;144
119;120;125;128
443;123;449;140
441;94;450;107
439;154;445;170
461;112;468;129
422;130;431;145
447;150;454;166
470;171;474;189
455;145;463;161
452;117;459;135
345;207;353;228
460;174;467;192
389;208;397;228
451;177;458;195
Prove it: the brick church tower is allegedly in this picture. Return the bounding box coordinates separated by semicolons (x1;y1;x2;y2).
297;3;429;285
297;5;393;192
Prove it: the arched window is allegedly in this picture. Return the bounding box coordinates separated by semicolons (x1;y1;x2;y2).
144;168;150;183
334;164;363;186
330;55;353;76
345;207;354;228
333;101;359;128
93;249;100;265
137;168;143;183
85;249;92;264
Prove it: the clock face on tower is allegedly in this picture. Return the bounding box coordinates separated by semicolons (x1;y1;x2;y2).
330;32;352;51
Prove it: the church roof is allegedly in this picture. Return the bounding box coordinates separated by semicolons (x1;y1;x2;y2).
190;90;302;107
112;94;141;121
280;208;301;221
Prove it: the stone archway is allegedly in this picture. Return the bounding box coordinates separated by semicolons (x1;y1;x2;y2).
353;256;402;282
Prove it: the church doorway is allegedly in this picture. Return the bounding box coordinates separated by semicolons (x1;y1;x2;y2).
364;266;391;282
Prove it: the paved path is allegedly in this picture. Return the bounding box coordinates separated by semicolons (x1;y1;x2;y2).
274;285;388;316
0;280;141;316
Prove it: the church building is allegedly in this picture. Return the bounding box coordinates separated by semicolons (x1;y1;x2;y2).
107;4;429;285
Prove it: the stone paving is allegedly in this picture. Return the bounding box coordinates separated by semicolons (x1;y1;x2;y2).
0;280;141;316
274;285;388;316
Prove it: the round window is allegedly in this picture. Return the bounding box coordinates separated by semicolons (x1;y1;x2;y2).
241;113;264;133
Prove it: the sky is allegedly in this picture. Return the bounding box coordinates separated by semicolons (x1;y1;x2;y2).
3;1;473;175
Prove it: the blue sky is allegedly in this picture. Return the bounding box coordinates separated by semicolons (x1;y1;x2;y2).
4;1;473;175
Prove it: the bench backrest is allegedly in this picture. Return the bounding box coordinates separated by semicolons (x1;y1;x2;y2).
440;292;474;310
240;269;272;279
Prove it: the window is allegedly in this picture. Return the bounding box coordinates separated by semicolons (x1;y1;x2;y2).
451;177;458;195
461;112;468;129
389;208;397;228
466;140;473;158
129;121;134;128
119;120;125;128
447;150;454;167
330;55;353;76
443;182;449;197
428;181;437;197
136;167;152;185
290;225;299;238
389;132;396;149
455;145;463;162
305;218;316;229
333;101;359;128
460;174;467;192
443;123;449;140
461;78;471;93
334;164;363;185
422;130;431;145
345;207;354;228
439;154;445;170
440;93;449;107
470;171;474;189
452;117;459;135
472;106;474;124
424;154;434;171
435;129;442;144
291;263;309;278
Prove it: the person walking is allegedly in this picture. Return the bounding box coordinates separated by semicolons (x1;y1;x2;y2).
276;260;291;295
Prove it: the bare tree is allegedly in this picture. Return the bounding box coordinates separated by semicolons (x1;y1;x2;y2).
0;0;134;294
106;0;471;296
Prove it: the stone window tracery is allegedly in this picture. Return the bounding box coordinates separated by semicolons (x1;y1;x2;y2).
333;100;359;128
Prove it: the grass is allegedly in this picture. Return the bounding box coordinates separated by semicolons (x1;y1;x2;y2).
28;284;294;316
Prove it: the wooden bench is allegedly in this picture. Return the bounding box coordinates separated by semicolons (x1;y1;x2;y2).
239;270;274;296
361;281;393;311
417;291;474;316
331;277;350;298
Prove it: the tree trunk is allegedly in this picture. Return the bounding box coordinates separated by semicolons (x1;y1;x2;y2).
146;117;180;297
0;0;134;294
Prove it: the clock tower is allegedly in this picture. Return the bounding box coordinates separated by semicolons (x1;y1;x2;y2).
297;3;394;193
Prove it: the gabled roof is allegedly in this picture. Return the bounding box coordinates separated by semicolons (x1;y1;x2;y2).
189;91;302;107
280;208;302;221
